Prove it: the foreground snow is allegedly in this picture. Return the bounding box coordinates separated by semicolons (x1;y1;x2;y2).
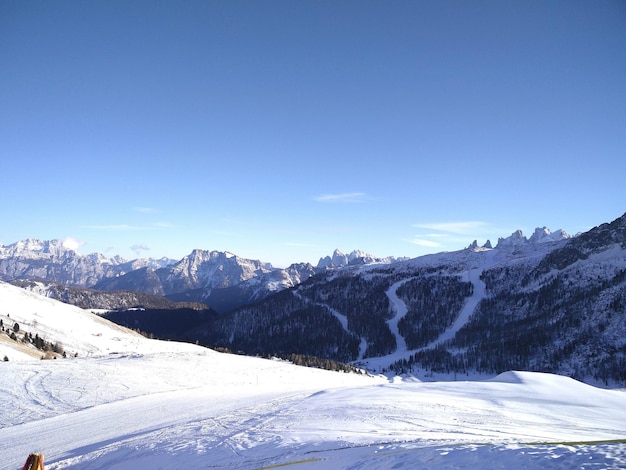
2;351;626;469
1;282;626;469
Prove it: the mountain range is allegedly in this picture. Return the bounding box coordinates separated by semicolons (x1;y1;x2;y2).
0;240;393;312
2;212;625;385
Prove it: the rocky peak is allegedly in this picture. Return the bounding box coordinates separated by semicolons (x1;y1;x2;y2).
529;227;571;244
317;248;400;269
496;230;527;249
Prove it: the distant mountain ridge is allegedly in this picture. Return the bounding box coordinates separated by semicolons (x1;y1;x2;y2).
316;248;404;269
0;238;174;287
0;223;580;314
1;240;358;312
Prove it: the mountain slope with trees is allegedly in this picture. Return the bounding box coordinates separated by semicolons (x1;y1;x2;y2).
191;212;626;385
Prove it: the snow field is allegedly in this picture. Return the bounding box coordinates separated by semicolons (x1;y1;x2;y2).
1;282;626;468
2;353;626;469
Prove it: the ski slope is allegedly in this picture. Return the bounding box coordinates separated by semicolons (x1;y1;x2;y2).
425;265;487;348
1;282;626;469
358;261;490;373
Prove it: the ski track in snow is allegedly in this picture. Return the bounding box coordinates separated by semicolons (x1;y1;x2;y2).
360;251;497;372
385;279;411;354
292;289;349;331
423;249;498;351
293;289;369;360
424;265;487;349
296;250;499;371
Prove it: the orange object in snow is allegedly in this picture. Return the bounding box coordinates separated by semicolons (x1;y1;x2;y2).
22;453;44;470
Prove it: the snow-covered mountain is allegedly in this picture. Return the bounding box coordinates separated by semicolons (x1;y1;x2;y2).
0;238;174;287
0;241;317;312
1;281;625;469
1;242;385;313
94;249;317;312
316;248;403;268
196;212;626;385
495;226;571;248
465;226;571;251
2;229;572;311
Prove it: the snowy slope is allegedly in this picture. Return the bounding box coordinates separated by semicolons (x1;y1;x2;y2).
0;281;157;361
1;282;626;469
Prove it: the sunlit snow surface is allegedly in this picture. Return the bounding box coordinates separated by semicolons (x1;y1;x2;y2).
1;282;625;469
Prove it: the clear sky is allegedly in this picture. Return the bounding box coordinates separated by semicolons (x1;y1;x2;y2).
1;1;625;267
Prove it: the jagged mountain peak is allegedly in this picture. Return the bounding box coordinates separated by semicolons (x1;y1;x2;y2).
317;248;383;269
0;238;175;288
530;227;550;240
496;226;570;249
2;238;69;257
529;227;571;243
164;248;277;295
179;249;272;270
0;237;138;266
466;240;494;251
493;230;525;249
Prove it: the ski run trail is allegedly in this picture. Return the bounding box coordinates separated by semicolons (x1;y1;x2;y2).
360;252;493;373
296;250;493;369
1;282;626;469
293;289;369;360
425;264;487;348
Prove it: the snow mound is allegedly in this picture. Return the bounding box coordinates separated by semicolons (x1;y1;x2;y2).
486;370;626;410
489;370;589;390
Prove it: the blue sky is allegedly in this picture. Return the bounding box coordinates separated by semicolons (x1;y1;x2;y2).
1;1;625;267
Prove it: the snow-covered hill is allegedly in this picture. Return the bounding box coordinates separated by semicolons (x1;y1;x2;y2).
1;281;626;469
200;212;626;385
0;281;167;361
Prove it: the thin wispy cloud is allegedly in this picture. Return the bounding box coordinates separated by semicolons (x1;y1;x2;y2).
409;238;441;248
413;221;488;235
131;243;150;256
409;220;501;253
314;192;368;204
423;233;451;239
